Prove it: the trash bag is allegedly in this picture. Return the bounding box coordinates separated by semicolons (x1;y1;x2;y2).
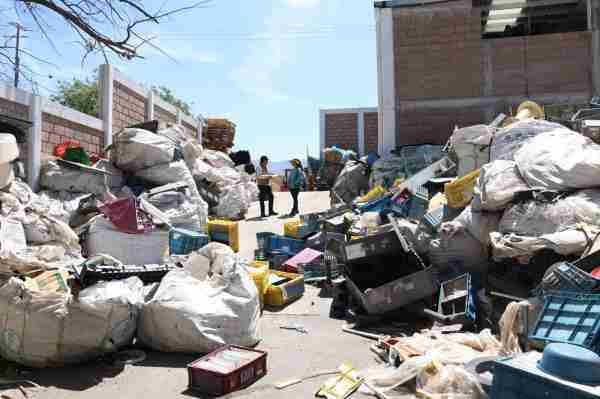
40;161;122;196
134;160;192;186
490;119;563;162
453;206;501;246
202;149;235;169
416;362;487;399
213;182;257;220
450;124;493;177
499;190;600;236
144;188;207;232
138;243;261;353
490;229;597;261
472;160;531;212
0;277;142;367
111;128;175;172
86;216;169;265
332;161;370;204
516;128;600;191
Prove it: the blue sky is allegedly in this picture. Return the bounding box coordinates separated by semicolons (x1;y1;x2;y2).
4;0;378;161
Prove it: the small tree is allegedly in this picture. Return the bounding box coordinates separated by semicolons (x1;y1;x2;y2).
153;86;193;116
50;73;99;117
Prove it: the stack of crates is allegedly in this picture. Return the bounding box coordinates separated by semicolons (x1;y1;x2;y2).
208;220;240;252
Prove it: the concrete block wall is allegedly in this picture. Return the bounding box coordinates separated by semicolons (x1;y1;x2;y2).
104;65;201;146
364;112;379;153
112;81;146;133
394;2;483;100
320;108;378;156
376;0;596;154
0;64;202;191
325;113;359;151
41;113;103;156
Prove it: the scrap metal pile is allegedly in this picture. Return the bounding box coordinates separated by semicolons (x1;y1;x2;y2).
0;123;261;370
254;101;600;398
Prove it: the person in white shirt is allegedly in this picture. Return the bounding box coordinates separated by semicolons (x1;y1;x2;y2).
257;156;277;218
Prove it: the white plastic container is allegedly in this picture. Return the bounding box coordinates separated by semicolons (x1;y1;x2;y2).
0;133;19;164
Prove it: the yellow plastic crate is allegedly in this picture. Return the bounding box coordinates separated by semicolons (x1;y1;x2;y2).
264;271;304;307
444;169;481;209
247;260;269;308
284;219;302;239
207;219;240;252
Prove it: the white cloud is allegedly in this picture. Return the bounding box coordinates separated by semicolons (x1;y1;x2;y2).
285;0;320;8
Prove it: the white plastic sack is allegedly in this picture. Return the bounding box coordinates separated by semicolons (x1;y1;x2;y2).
157;125;191;146
453;206;501;246
0;277;142;367
213;182;256;219
145;189;207;231
450;124;493;177
490;229;596;260
111;128;175;172
0;162;14;189
0;217;26;254
202;149;235;169
499;190;600;236
472;160;530;212
0;244;83;275
40;161;114;196
490;119;563;161
86;216;169;265
516;128;600;191
138;243;261;353
134;160;191;186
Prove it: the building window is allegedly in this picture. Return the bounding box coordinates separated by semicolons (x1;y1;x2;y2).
475;0;588;38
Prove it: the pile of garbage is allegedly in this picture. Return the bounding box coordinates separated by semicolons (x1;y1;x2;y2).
254;101;600;398
0;122;263;369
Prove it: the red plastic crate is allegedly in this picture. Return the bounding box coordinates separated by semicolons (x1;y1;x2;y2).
187;345;267;396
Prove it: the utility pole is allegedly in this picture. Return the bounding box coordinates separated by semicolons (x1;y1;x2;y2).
9;22;27;88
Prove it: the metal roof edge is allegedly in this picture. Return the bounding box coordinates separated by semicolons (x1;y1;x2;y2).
374;0;455;8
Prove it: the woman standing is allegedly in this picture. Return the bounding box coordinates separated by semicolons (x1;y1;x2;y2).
287;159;305;217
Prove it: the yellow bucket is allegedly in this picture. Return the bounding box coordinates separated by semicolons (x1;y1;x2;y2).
359;185;387;204
247;260;270;308
444;169;481;209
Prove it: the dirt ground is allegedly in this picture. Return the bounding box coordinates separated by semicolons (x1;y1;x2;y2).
2;192;383;399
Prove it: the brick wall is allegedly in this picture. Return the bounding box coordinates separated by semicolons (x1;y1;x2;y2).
391;2;592;147
42;113;104;156
397;105;486;146
489;32;591;96
112;81;146;133
325;113;359;152
364;112;379;153
393;3;483;100
154;105;177;125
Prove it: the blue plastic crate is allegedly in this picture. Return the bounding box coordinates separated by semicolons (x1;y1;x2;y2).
491;352;600;399
530;291;600;353
267;235;306;257
169;228;209;255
